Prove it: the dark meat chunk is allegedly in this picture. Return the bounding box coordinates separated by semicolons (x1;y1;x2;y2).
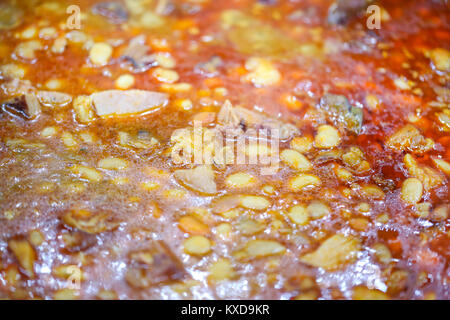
194;56;223;77
62;209;120;235
61;230;98;253
37;90;72;107
121;36;157;72
118;129;159;150
91;89;168;116
217;100;299;140
327;0;373;25
318;93;363;134
217;100;241;128
92;1;129;24
1;94;41;119
125;241;186;288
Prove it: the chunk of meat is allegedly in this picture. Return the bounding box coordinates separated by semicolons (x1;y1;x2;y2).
1;94;41;119
300;234;361;270
62;209;120;234
121;36;156;72
328;0;373;25
211;195;241;214
174;165;217;195
61;231;97;253
195;56;223;77
217;100;299;140
92;1;129;24
91;89;168;116
37;90;72;108
118;130;159;150
217;100;240;127
125;241;185;288
386;124;434;154
318;93;363;134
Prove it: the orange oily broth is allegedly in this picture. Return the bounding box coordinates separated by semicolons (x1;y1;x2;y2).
0;0;448;299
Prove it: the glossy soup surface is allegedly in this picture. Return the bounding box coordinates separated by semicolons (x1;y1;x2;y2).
0;0;449;299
